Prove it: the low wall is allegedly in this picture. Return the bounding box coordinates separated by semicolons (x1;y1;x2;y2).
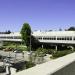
14;52;75;75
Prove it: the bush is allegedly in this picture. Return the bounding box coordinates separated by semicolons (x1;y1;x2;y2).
45;49;55;54
0;47;4;50
13;61;35;72
25;61;35;69
35;48;56;57
2;44;27;51
52;50;74;58
35;48;47;57
17;46;27;51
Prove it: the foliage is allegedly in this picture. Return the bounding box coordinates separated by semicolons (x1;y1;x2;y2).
17;46;27;51
33;48;53;64
20;23;41;50
52;50;74;58
0;30;11;34
35;48;47;57
3;41;21;46
20;23;31;47
5;30;11;34
25;61;35;69
31;35;40;50
2;44;27;51
67;26;75;31
44;49;55;54
35;48;56;57
13;61;35;72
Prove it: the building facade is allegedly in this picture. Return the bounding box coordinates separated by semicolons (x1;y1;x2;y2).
0;31;75;50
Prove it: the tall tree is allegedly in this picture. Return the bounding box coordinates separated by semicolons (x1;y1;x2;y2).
20;23;31;47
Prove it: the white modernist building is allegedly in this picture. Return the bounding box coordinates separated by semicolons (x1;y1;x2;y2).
0;31;75;49
33;31;75;44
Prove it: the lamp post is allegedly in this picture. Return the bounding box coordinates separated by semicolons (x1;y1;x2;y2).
30;33;31;52
29;33;32;62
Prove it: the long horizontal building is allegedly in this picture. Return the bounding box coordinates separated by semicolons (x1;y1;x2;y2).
0;31;75;49
33;31;75;44
0;31;75;43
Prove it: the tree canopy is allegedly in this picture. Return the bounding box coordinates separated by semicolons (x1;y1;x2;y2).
20;23;42;50
67;27;75;31
20;23;31;47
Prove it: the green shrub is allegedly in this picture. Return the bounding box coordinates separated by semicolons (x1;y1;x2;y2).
2;44;27;51
0;46;4;50
35;48;47;57
25;61;35;69
52;50;74;58
17;46;27;51
35;48;56;57
13;61;35;72
45;49;55;54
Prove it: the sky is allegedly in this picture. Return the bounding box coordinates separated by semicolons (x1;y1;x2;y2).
0;0;75;32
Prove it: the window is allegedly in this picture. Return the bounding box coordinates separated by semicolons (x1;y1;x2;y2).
43;37;56;40
57;37;61;40
74;37;75;40
14;36;21;39
37;37;42;40
69;37;72;40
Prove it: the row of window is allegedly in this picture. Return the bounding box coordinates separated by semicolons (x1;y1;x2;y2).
0;36;75;41
0;36;21;39
37;37;75;41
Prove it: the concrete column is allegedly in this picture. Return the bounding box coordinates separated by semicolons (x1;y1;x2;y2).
55;45;57;51
56;36;57;40
71;46;74;51
42;37;43;40
6;65;11;75
42;44;43;48
72;37;74;41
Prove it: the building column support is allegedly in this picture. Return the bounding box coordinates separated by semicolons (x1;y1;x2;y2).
68;46;74;51
71;46;74;51
55;45;57;51
42;44;44;48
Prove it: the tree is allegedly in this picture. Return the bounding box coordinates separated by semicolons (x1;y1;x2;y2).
7;30;11;34
5;30;11;34
67;27;75;31
20;23;31;47
33;48;47;64
31;35;40;50
59;28;62;31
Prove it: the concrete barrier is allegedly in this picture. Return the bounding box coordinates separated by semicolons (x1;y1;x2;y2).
14;52;75;75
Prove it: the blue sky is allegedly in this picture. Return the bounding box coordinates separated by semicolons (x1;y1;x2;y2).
0;0;75;32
